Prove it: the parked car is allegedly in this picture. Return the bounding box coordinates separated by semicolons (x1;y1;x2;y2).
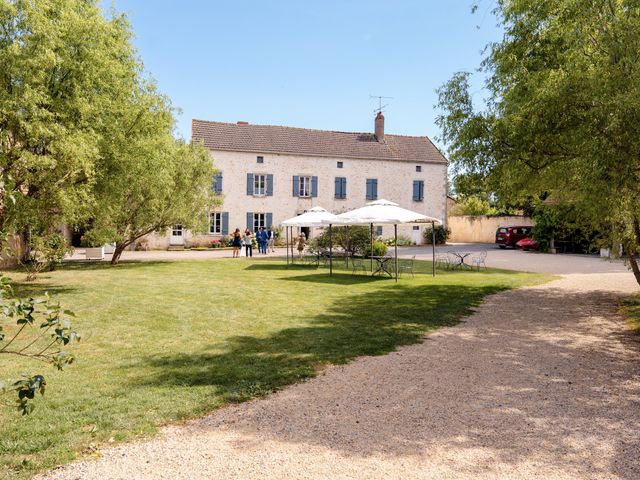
495;225;534;248
515;238;539;251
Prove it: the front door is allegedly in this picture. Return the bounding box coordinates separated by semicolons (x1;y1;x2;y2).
412;226;421;245
170;224;184;245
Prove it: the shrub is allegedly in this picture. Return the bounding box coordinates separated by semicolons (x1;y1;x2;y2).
316;225;371;255
80;228;112;248
41;233;74;270
0;276;80;415
450;196;499;216
384;235;414;247
364;240;388;258
423;225;450;245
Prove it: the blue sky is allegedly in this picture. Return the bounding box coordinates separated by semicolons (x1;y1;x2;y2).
103;1;502;151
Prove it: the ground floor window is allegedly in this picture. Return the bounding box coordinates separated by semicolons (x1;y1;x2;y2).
172;225;183;237
253;213;266;232
210;213;222;234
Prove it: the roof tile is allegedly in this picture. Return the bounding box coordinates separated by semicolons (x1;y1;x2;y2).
192;119;447;164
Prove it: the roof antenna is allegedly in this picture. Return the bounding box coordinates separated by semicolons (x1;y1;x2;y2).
370;95;393;114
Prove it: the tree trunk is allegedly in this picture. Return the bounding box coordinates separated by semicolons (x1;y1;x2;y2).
628;217;640;287
110;242;128;265
627;253;640;286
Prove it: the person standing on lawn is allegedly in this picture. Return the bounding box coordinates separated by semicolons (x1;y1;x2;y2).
232;228;242;258
267;227;275;252
259;227;269;254
255;227;263;254
244;229;253;257
297;232;306;258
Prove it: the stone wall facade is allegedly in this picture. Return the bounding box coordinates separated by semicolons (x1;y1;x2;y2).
144;150;447;249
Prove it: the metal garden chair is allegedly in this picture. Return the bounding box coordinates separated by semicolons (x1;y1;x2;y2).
398;255;416;277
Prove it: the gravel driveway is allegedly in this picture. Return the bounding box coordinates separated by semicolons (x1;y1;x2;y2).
39;272;640;480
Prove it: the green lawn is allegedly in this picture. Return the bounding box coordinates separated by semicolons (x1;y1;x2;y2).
0;258;550;478
619;294;640;333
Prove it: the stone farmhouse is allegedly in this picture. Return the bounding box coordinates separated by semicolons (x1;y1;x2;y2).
150;113;447;248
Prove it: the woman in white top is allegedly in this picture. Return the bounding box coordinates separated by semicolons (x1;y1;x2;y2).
244;229;253;257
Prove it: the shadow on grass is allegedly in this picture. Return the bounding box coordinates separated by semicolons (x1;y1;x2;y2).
59;260;173;271
244;263;303;271
280;273;387;285
129;283;501;401
10;283;78;297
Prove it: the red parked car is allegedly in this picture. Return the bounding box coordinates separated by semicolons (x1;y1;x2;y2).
495;226;534;248
515;238;539;251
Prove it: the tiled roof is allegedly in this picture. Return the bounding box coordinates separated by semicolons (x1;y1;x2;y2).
192;119;447;164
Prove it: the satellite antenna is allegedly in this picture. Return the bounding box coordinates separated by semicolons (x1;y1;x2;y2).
370;95;393;114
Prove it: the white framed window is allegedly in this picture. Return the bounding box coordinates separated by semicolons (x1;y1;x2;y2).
253;213;266;232
172;225;183;236
209;213;222;234
298;176;311;197
254;174;266;196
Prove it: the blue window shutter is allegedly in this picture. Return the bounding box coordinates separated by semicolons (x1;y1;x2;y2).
413;180;419;201
292;175;299;196
372;179;378;200
311;176;318;197
246;212;253;231
266;212;273;227
335;177;346;199
216;174;223;194
246;173;254;196
222;212;229;235
266;174;273;196
366;179;372;200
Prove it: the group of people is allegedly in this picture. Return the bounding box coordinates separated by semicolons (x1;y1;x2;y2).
231;227;277;258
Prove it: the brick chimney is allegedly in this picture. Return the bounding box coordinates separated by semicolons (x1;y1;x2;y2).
374;112;384;142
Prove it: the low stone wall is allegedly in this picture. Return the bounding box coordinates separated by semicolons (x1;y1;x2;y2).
448;215;534;243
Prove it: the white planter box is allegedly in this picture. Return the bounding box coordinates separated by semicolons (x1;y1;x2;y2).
600;247;611;258
103;244;115;254
85;247;105;260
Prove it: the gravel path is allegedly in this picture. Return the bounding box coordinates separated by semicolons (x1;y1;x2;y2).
39;273;640;480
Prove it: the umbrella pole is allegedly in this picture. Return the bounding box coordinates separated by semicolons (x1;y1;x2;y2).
329;224;333;276
286;226;289;266
394;224;398;283
432;221;436;277
370;223;373;273
344;225;348;268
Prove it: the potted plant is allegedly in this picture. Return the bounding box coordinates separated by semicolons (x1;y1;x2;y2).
81;229;110;260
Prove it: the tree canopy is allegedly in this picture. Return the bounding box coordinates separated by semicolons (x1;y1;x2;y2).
437;0;640;284
0;0;138;235
0;0;217;264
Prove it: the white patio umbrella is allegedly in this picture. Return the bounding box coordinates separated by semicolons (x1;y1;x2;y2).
323;199;442;280
281;206;340;265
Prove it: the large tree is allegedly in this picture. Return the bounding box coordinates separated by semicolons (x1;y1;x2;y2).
0;0;138;236
90;83;216;265
437;0;640;284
